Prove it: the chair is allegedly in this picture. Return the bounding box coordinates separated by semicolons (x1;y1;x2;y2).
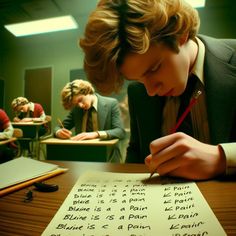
40;115;53;140
12;128;23;157
13;128;23;138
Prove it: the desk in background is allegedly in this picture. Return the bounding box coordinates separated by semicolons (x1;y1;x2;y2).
12;121;48;158
0;161;235;235
40;138;119;162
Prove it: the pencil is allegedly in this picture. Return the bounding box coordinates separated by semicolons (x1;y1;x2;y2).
0;168;68;197
169;90;202;134
57;118;64;129
149;90;202;179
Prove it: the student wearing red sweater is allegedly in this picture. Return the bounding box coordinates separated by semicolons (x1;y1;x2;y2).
0;109;15;163
11;97;47;156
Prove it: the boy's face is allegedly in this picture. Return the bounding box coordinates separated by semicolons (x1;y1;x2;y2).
119;41;191;97
16;104;28;113
71;94;93;110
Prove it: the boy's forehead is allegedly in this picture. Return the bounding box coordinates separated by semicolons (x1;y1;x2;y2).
72;94;84;101
119;44;163;79
16;105;24;111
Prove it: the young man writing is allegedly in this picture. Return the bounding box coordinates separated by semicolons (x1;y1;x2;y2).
79;0;236;179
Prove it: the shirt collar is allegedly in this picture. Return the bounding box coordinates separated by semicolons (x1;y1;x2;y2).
28;102;34;112
191;37;205;85
92;94;98;111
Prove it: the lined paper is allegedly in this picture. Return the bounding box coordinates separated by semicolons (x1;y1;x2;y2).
42;171;226;236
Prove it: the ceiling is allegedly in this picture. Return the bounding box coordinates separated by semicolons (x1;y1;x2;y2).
0;0;235;39
0;0;234;25
0;0;98;38
0;0;98;24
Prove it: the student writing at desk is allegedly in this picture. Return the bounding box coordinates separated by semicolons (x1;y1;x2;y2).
0;109;16;163
79;0;236;179
11;97;46;123
11;97;47;156
54;79;126;161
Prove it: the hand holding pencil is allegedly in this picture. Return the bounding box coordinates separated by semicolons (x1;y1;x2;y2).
145;130;225;180
56;118;72;139
148;90;202;179
57;118;64;129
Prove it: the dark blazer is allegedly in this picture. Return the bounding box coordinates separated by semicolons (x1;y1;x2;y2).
126;35;236;163
55;93;126;140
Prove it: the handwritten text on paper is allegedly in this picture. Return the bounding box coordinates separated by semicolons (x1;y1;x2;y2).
42;172;226;236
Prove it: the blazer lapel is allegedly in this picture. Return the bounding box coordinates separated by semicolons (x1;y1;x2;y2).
203;37;236;144
96;95;107;129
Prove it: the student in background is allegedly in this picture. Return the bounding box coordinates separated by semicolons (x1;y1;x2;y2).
11;97;46;123
0;109;15;163
55;79;126;141
55;79;126;162
11;97;47;155
79;0;236;179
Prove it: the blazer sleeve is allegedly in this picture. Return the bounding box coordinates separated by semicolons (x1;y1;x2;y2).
102;98;126;140
54;109;76;135
126;84;142;163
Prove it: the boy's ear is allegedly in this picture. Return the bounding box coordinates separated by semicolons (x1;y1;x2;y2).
179;33;189;45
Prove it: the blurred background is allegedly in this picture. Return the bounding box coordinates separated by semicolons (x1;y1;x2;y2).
0;0;235;130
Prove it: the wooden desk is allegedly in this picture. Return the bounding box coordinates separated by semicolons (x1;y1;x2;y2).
40;138;119;162
12;121;47;139
0;161;235;235
12;121;48;158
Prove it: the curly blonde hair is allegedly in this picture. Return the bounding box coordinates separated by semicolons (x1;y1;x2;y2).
61;79;95;110
80;0;200;94
11;97;29;111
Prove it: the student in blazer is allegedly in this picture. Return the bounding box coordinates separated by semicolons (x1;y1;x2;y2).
127;34;236;163
79;0;236;179
54;79;126;141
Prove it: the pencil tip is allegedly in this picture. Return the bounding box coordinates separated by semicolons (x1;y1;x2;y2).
149;172;154;180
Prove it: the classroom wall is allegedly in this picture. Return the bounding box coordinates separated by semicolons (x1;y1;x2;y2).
0;4;235;130
1;16;88;128
198;5;236;38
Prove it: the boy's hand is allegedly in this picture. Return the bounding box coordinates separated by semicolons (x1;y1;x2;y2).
145;132;226;180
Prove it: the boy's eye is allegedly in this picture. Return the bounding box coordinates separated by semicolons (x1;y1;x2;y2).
150;63;161;72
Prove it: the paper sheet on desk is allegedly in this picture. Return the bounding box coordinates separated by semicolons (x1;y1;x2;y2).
0;157;58;189
42;171;226;236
